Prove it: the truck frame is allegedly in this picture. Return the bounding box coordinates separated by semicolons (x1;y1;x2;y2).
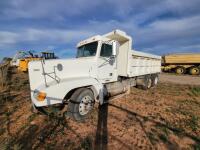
28;30;161;121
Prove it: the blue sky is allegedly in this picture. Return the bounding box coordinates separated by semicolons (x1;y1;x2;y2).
0;0;200;60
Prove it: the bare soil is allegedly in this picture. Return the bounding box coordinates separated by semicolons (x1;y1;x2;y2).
0;68;200;150
160;73;200;85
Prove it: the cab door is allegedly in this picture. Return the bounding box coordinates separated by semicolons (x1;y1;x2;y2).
97;42;117;83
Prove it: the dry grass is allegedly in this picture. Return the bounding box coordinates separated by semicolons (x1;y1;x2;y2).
0;68;200;150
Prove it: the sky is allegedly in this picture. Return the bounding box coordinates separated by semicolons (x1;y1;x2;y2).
0;0;200;60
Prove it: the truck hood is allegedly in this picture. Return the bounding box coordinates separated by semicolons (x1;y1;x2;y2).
28;57;97;91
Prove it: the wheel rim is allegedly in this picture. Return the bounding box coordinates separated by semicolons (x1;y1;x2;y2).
79;95;93;115
154;77;158;85
177;68;183;74
147;78;152;88
191;68;199;75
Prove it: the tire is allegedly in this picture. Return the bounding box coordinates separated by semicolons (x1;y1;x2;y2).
138;75;152;90
151;74;159;87
189;66;200;75
175;66;185;75
68;88;95;121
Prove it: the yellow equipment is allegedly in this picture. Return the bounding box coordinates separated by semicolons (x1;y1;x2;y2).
18;52;57;72
18;58;41;72
162;53;200;75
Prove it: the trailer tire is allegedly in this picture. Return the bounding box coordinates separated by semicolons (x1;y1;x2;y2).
189;67;200;75
151;74;159;87
175;66;185;75
137;75;152;90
68;88;95;121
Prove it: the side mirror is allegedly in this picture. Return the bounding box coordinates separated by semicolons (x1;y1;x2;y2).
112;41;117;56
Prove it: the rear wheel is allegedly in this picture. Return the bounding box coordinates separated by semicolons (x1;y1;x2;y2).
68;88;95;121
189;67;200;75
175;66;186;75
137;75;152;90
151;74;159;87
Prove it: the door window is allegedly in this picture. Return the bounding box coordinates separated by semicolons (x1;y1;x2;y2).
100;43;112;57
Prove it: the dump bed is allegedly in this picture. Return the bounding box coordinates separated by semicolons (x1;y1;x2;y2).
163;54;200;64
128;50;161;77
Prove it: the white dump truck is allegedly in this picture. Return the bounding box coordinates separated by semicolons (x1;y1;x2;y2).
28;30;161;121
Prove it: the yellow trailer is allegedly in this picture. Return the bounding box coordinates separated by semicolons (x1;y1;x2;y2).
162;53;200;75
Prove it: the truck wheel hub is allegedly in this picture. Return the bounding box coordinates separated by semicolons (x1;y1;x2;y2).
177;68;183;74
154;77;158;85
192;68;199;74
147;78;152;88
79;96;93;115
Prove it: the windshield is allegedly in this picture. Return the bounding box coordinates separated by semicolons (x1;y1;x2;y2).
77;42;98;58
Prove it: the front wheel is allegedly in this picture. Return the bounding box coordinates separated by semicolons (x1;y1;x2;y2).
68;88;95;121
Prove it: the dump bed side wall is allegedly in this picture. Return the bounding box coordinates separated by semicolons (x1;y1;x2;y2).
163;54;200;64
117;41;129;76
128;51;161;77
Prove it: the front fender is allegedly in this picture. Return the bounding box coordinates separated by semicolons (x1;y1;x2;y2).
31;77;103;107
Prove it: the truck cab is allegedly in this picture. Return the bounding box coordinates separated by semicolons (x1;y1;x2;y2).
76;36;118;83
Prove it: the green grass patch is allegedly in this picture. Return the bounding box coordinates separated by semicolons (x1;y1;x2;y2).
191;143;200;150
0;127;6;135
158;133;168;143
80;136;93;150
147;132;159;144
27;113;37;123
190;87;200;96
187;115;199;132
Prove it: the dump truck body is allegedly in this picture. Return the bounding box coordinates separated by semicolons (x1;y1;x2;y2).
28;29;161;121
163;54;200;64
162;53;200;75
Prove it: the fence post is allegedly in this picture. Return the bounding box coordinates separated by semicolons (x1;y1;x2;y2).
0;62;10;89
0;67;3;88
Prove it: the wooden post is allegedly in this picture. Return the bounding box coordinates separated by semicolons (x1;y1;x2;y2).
0;66;3;88
0;62;10;89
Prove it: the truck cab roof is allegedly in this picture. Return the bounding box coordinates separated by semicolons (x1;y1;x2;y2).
77;29;131;48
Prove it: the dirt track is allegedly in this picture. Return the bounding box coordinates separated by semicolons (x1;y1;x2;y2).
160;73;200;85
0;69;200;149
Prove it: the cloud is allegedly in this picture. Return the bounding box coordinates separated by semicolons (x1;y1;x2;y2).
0;27;95;59
0;0;102;20
141;15;200;47
2;0;199;21
0;31;19;44
0;28;94;46
0;0;200;60
86;14;200;50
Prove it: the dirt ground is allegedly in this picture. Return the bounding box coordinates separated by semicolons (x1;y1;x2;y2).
0;69;200;150
160;73;200;85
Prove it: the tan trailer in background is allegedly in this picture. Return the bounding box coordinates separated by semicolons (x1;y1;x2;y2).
162;53;200;75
